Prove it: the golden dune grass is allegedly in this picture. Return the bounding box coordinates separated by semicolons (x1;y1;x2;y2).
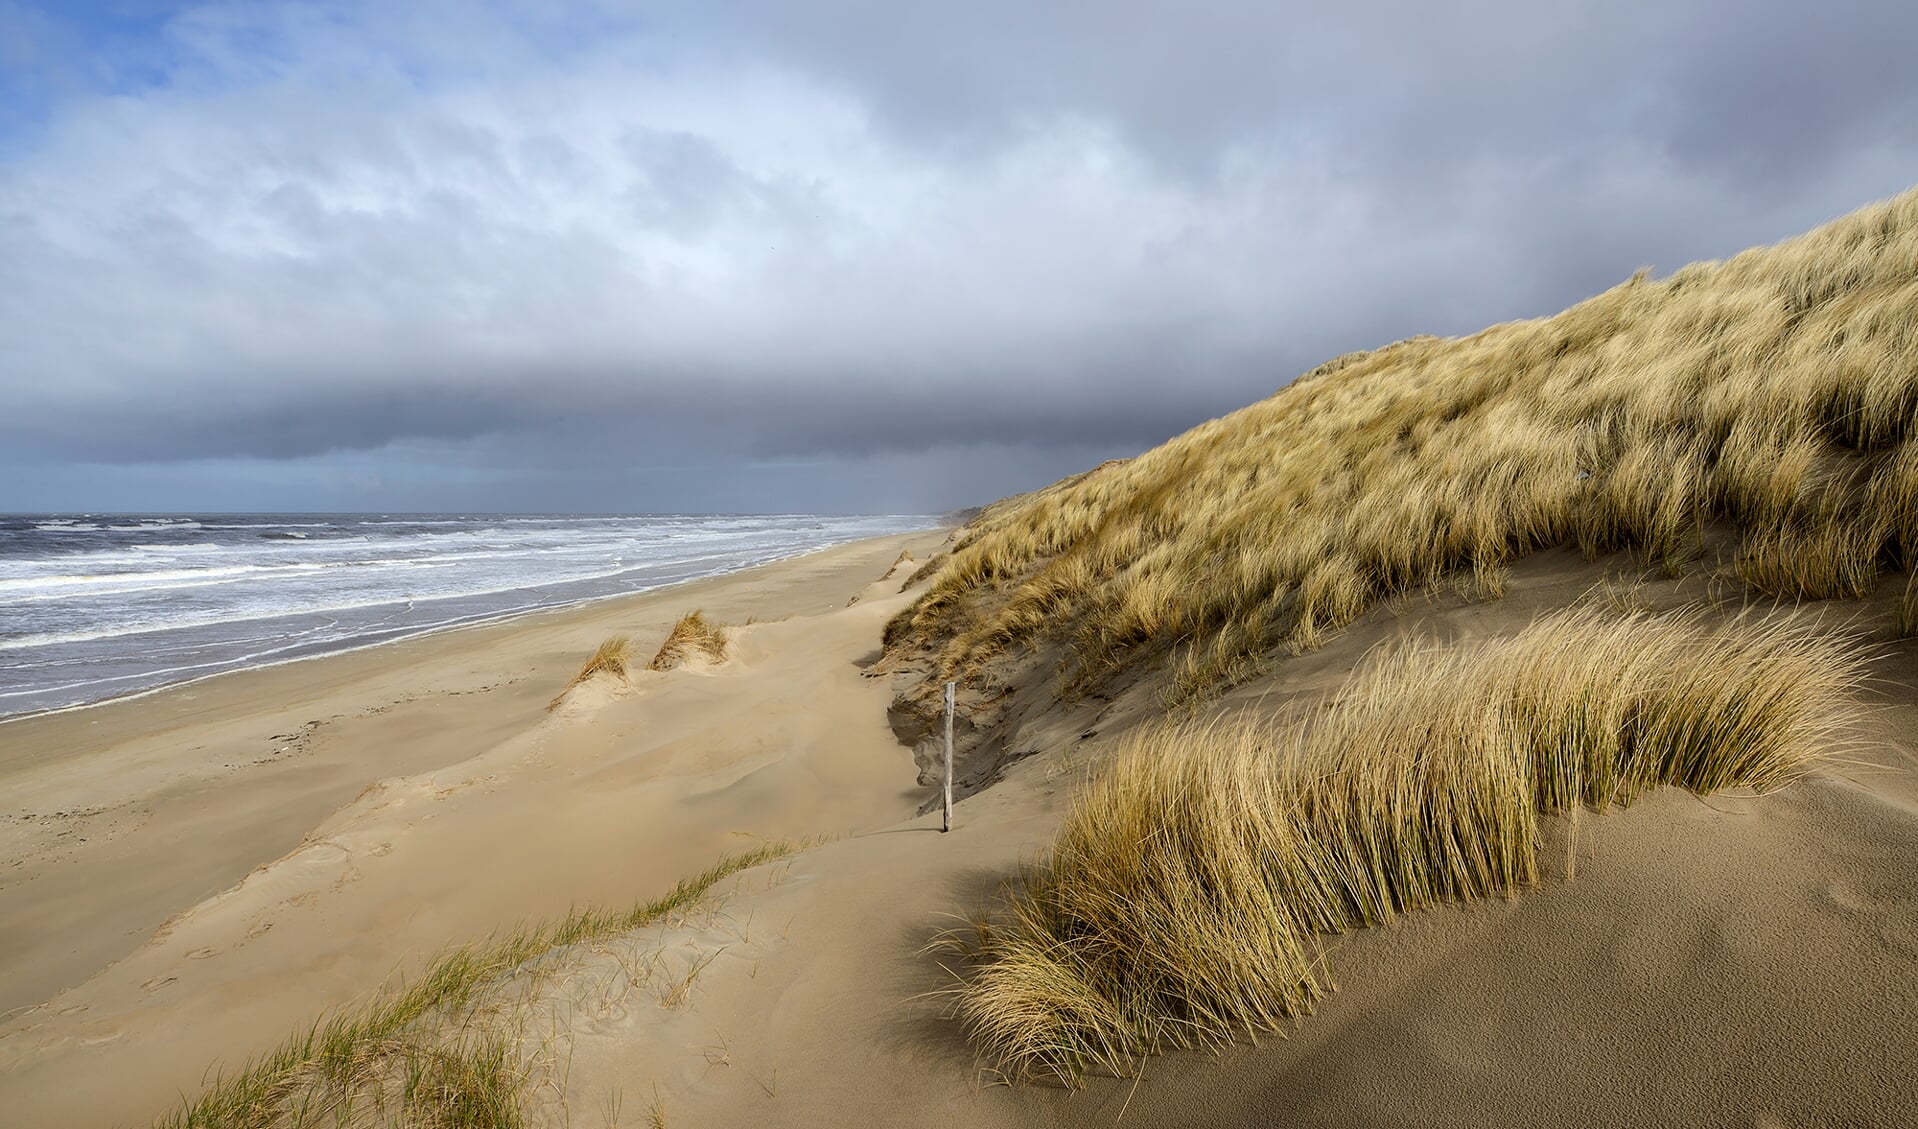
887;188;1918;700
648;611;729;672
154;845;793;1129
943;608;1865;1085
546;635;636;710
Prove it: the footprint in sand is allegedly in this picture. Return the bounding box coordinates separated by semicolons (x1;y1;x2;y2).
186;947;219;960
140;975;177;992
57;1004;87;1016
299;842;349;866
1827;879;1869;912
578;1000;630;1030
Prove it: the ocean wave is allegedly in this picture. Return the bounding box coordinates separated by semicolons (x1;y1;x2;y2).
130;542;225;552
0;559;653;650
0;552;532;599
105;520;204;532
0;514;940;716
0;562;345;596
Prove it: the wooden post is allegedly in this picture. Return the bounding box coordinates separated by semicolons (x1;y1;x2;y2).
942;680;955;833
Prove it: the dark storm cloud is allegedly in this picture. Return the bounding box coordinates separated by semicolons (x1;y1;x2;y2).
1;324;1245;464
689;0;1918;189
3;0;1918;511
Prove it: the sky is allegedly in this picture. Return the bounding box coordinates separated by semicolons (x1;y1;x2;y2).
2;1;1916;514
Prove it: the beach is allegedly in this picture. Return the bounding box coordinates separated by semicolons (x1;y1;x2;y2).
0;529;946;1127
10;8;1918;1126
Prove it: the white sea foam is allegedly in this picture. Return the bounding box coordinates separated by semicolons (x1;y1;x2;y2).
0;512;937;718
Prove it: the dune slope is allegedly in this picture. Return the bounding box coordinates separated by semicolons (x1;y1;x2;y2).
886;187;1918;712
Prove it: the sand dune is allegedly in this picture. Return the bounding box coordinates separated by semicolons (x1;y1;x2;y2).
497;545;1918;1128
505;770;1918;1129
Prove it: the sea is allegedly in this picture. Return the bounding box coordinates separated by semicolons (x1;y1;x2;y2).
0;513;938;721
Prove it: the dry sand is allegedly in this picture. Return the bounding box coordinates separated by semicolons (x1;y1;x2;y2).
3;536;1916;1127
0;531;943;1127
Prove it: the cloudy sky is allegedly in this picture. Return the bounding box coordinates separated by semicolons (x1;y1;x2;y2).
3;0;1916;514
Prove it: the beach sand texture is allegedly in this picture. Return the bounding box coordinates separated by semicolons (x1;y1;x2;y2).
0;533;942;1127
0;529;1913;1127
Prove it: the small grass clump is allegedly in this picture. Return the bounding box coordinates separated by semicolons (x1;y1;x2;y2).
648;611;730;671
158;844;794;1129
546;635;636;710
945;608;1862;1086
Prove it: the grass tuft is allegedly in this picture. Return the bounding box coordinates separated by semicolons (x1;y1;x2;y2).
157;843;795;1129
547;635;636;710
942;608;1863;1086
648;611;730;672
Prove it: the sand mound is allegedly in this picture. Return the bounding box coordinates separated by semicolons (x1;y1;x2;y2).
546;634;638;711
649;610;732;671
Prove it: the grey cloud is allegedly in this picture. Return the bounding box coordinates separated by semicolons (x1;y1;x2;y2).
3;0;1918;513
3;325;1247;466
621;128;748;231
677;0;1918;191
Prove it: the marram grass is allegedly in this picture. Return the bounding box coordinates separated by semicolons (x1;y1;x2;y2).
648;610;730;671
546;634;636;710
156;843;794;1129
942;609;1863;1085
888;187;1918;699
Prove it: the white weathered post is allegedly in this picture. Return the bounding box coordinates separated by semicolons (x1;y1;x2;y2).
942;680;955;833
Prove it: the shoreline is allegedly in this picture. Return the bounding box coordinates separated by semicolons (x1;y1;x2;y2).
0;524;937;727
0;530;945;1045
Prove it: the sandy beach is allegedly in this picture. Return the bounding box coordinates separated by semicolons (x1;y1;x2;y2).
4;527;1915;1128
0;531;946;1127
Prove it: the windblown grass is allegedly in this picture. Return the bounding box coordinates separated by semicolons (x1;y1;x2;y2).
943;608;1863;1085
887;187;1918;699
648;611;730;671
546;635;636;710
157;843;794;1129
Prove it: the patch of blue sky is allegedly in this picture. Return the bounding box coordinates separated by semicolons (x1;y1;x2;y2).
0;0;658;153
0;0;190;155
